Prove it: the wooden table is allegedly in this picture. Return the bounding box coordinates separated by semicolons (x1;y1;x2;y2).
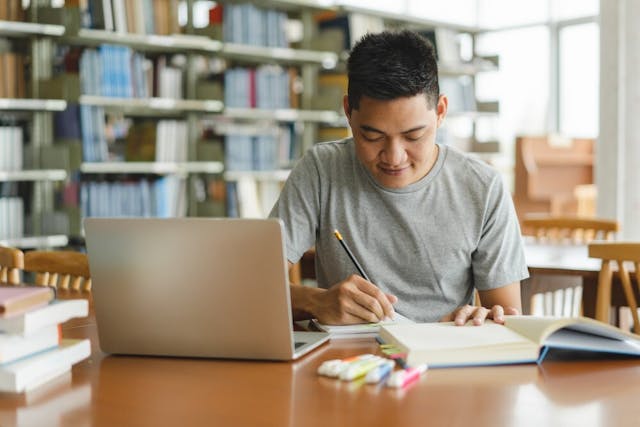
2;307;640;427
524;242;639;320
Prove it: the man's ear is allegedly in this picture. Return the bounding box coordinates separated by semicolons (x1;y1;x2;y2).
342;95;351;120
436;95;448;128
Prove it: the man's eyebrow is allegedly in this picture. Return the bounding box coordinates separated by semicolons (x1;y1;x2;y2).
360;125;427;134
401;125;427;134
360;125;385;134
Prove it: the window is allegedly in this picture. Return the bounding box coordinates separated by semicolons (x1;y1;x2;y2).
559;23;599;138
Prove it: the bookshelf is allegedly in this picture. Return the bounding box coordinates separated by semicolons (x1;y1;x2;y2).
4;0;344;231
2;1;504;239
0;12;69;249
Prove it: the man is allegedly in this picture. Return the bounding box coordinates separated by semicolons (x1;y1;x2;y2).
270;30;528;326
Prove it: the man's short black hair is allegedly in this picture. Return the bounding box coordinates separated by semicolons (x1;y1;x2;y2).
347;30;439;113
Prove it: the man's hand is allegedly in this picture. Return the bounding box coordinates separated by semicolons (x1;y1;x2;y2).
309;275;397;325
440;304;520;326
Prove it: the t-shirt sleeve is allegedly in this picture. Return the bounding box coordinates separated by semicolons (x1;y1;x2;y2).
268;151;320;264
471;175;529;290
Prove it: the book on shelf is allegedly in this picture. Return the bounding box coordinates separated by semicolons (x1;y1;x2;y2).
124;120;188;162
0;339;91;393
315;12;385;51
0;125;23;171
222;3;288;47
224;66;291;109
0;0;26;22
81;176;186;218
0;287;55;318
0;51;27;99
379;316;640;368
85;0;174;35
0;196;24;240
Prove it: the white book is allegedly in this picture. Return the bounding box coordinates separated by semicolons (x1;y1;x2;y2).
0;300;88;337
112;0;128;33
0;325;59;364
0;339;91;393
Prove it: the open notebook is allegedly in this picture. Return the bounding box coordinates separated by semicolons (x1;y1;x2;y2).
310;312;413;339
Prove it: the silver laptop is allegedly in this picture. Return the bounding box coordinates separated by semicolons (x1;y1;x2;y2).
84;217;329;360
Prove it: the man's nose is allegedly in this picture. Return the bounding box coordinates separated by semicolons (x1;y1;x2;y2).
382;139;405;165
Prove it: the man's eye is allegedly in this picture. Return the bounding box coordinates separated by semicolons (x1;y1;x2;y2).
405;133;425;142
362;133;383;142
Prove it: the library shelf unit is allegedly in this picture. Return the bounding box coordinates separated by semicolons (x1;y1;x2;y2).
11;0;345;230
1;18;69;249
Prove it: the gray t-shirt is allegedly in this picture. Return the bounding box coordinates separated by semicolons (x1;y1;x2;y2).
270;138;529;322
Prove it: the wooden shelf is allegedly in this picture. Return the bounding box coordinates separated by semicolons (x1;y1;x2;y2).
0;98;67;111
0;169;67;182
0;235;69;249
0;20;65;37
80;161;224;175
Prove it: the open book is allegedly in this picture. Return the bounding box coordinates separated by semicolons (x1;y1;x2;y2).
378;316;640;368
310;312;413;339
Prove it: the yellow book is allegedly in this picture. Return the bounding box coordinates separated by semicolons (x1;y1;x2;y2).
379;316;640;368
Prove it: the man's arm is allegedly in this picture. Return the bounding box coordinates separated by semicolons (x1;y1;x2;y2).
441;282;522;326
288;262;397;324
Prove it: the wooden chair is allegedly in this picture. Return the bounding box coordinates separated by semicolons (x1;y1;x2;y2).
24;250;91;292
0;245;24;285
522;215;619;243
522;216;619;318
588;242;640;334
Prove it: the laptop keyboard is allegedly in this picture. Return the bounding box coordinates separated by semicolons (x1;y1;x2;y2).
294;342;305;349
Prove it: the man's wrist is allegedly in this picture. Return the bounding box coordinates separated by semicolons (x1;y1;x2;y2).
289;283;323;319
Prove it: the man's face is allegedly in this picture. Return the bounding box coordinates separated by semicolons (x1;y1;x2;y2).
344;94;447;189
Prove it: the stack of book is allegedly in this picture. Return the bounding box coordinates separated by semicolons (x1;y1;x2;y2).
0;286;90;393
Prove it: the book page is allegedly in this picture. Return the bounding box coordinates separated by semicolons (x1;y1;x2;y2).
504;315;639;346
381;321;533;351
503;316;573;345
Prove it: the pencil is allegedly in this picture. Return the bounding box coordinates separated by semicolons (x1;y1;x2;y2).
333;229;371;282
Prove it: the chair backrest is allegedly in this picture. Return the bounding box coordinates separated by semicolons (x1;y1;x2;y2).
0;246;24;285
522;216;619;243
588;242;640;334
24;251;91;292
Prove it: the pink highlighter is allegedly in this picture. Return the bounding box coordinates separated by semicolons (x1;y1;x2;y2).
386;364;428;388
